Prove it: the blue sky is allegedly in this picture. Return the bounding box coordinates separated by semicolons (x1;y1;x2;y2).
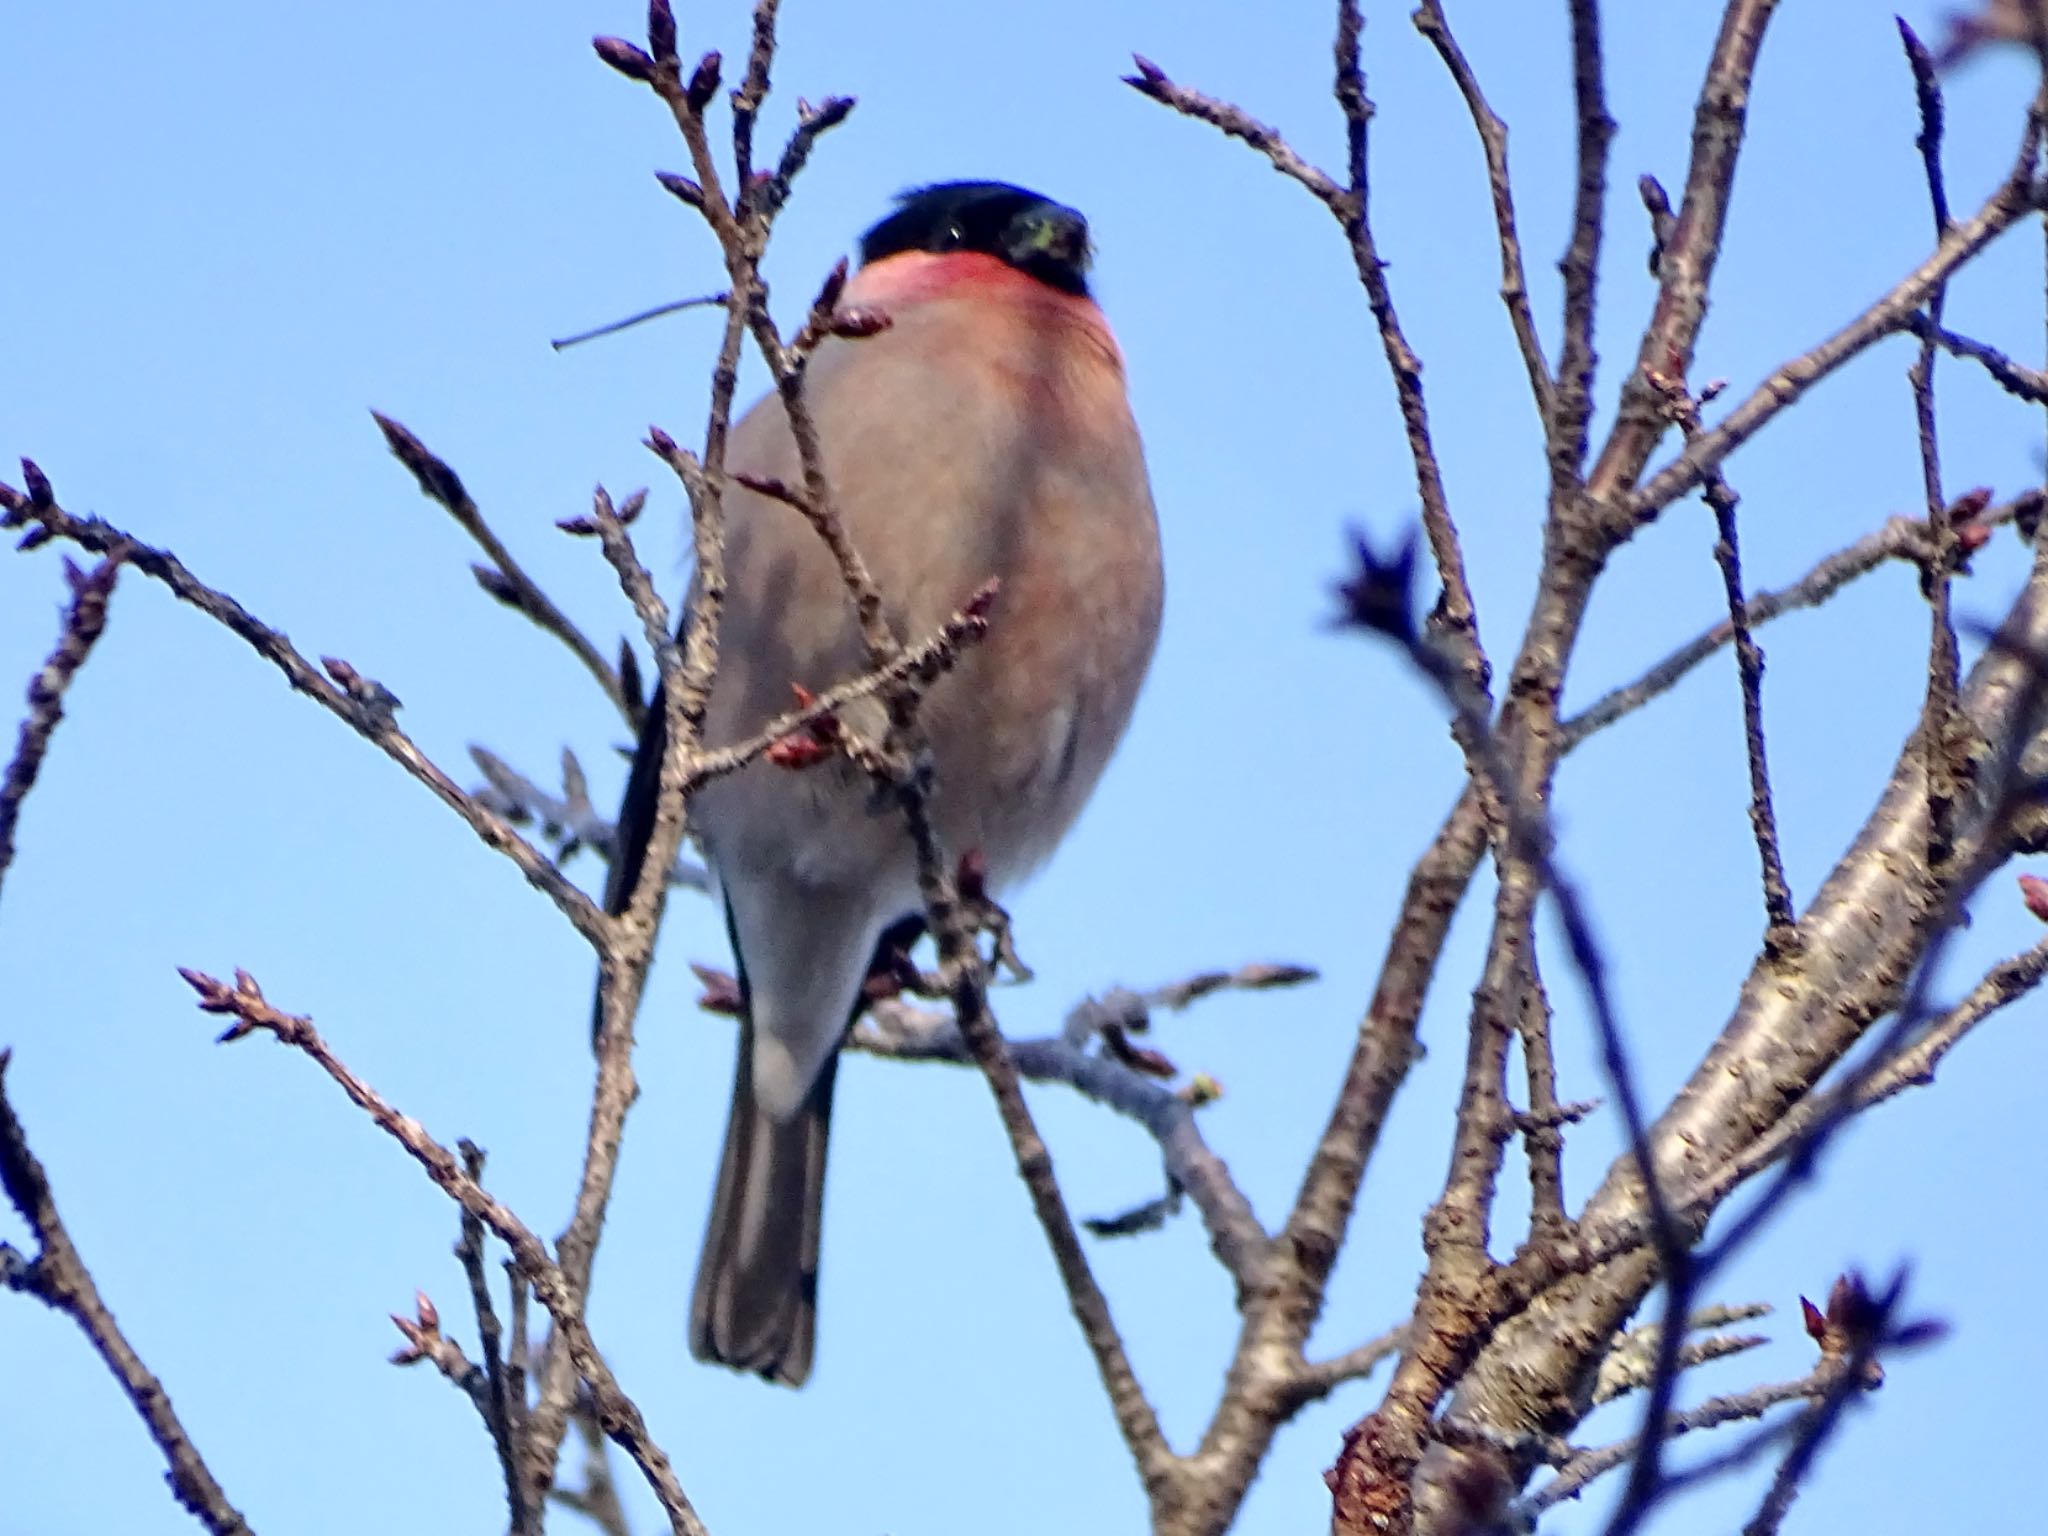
5;3;2046;1533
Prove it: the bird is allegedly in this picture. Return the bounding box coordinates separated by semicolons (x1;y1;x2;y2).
601;179;1164;1387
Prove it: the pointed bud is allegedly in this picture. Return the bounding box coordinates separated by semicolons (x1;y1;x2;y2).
956;848;988;902
690;963;745;1015
685;51;722;114
646;0;677;63
179;967;235;1013
655;171;704;209
732;469;800;505
20;458;54;509
1125;53;1169;95
830;305;891;339
472;564;520;606
646;425;679;458
370;412;468;510
20;456;52;512
812;258;849;316
801;94;855;131
617;642;643;709
593;35;656;82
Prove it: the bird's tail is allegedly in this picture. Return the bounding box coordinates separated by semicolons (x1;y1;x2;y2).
689;1022;836;1388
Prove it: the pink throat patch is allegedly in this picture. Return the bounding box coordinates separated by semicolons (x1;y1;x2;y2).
843;251;1120;358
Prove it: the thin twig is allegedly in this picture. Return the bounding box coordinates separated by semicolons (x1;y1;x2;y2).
454;1138;532;1536
1739;1278;1909;1536
371;413;634;727
1591;1302;1773;1404
851;958;1315;1291
7;496;608;945
1291;1326;1408;1406
1555;0;1613;476
178;968;708;1536
1562;493;2038;747
1410;2;1554;420
1122;56;1347;206
0;550;120;894
1517;1363;1846;1518
1590;0;1783;517
1126;36;1493;718
532;474;694;1505
0;1052;255;1536
1909;314;2048;401
389;1289;490;1413
1900;18;1966;872
467;745;712;893
886;766;1177;1495
1675;409;1798;952
1622;146;2038;535
553;1392;635;1536
1513;959;1571;1240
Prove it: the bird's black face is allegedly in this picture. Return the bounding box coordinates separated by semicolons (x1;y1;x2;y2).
858;181;1093;297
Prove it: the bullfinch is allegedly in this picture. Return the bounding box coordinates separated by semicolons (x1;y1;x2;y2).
602;180;1163;1386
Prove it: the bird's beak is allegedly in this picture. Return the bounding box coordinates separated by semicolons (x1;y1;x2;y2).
1016;206;1093;272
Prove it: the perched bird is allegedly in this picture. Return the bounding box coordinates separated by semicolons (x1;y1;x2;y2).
603;180;1163;1386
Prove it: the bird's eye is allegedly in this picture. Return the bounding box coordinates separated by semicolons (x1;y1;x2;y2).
937;220;967;250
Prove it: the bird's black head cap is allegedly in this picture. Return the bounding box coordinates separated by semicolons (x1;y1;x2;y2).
859;181;1092;297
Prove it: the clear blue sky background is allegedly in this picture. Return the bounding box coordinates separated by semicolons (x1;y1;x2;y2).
5;4;2045;1533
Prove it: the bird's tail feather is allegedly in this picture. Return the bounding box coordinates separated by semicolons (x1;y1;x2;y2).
592;678;670;1042
689;1022;835;1388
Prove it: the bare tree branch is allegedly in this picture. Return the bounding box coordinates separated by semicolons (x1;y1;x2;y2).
1410;2;1554;421
1563;492;2038;748
176;966;708;1536
0;1052;254;1536
851;959;1317;1293
453;1138;533;1536
0;548;119;894
1555;0;1613;478
1622;164;2039;534
5;489;610;944
1910;313;2048;401
371;412;637;729
1898;19;1967;873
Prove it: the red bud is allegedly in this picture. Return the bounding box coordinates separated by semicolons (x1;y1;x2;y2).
2019;873;2048;923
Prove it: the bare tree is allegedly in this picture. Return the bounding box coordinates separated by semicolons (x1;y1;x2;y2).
5;3;2047;1535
